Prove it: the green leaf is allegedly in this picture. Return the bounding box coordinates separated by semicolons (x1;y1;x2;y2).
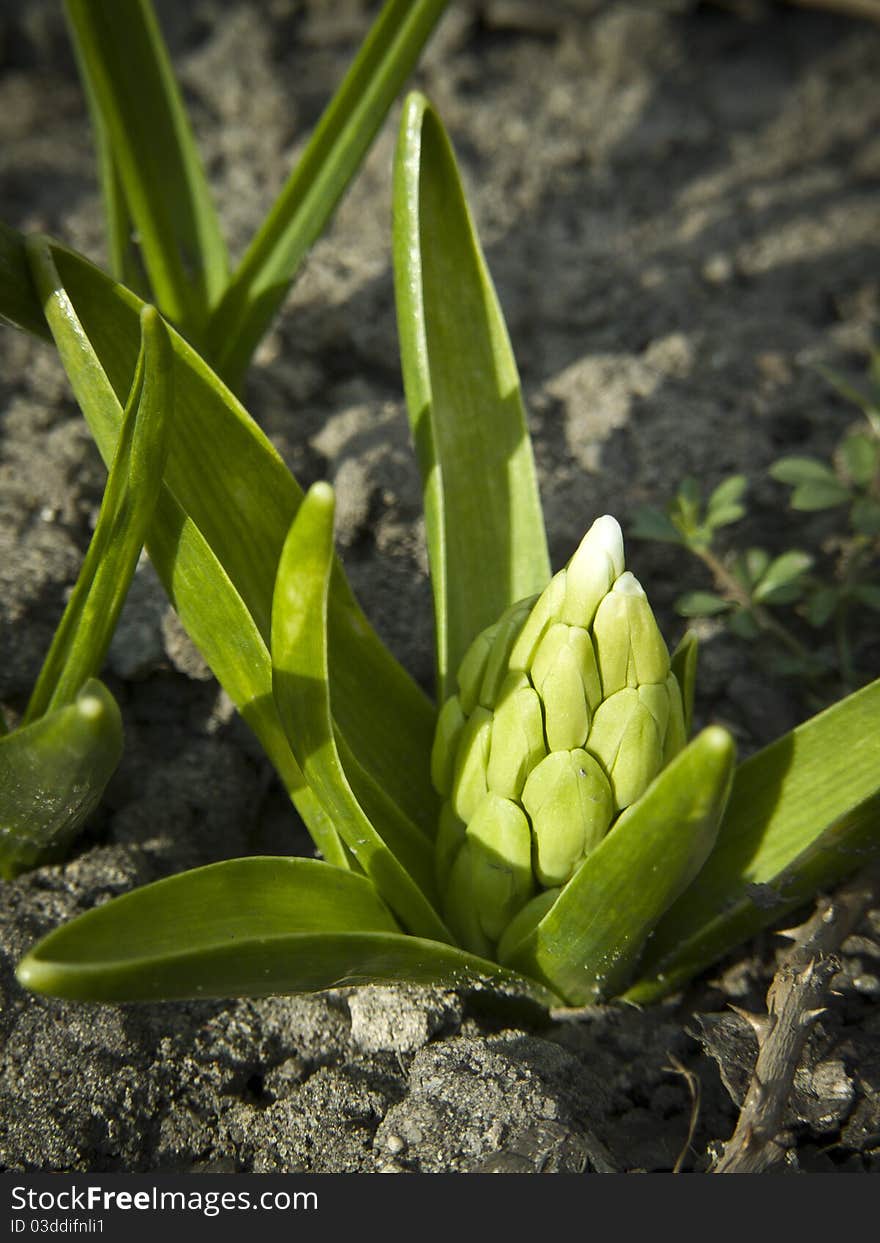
705;503;746;530
706;475;747;529
503;727;736;1004
63;0;228;338
738;547;770;589
15;857;559;1007
68;32;149;298
751;550;812;604
630;506;685;545
25;303;172;723
625;676;880;1003
839;434;879;487
0;219;51;341
706;474;747;511
393;93;550;702
20;232;437;853
769;456;840;486
675;591;729;618
670;630;699;736
790;479;852;511
271;483;451;943
205;0;450;388
851;497;880;536
0;679;123;879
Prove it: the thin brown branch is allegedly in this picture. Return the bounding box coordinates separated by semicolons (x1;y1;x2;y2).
711;868;880;1173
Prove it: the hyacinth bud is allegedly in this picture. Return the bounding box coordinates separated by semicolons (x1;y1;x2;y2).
431;515;686;956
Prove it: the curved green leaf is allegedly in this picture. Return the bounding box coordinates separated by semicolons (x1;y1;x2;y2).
25;302;172;723
670;630;698;736
205;0;450;388
63;0;228;335
676;591;729;618
769;456;839;486
271;484;451;943
393;92;550;703
18;233;436;851
0;679;122;879
503;727;736;1005
626;676;880;1003
16;857;559;1007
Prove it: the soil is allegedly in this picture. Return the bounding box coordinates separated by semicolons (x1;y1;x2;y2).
1;0;880;1173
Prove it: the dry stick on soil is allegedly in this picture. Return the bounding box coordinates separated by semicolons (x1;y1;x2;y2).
711;867;880;1174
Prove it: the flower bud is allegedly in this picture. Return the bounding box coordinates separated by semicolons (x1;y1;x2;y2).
561;514;625;628
432;515;686;958
456;623;499;715
586;687;664;811
479;597;537;709
486;673;546;800
450;706;492;822
431;695;466;796
508;571;567;673
465;792;534;942
522;748;613;886
591;571;671;695
530;623;601;751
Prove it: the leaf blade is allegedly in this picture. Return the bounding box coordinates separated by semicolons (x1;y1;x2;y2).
626;676;880;1002
393;93;550;702
16;858;559;1007
22;232;438;851
271;484;450;941
504;727;737;1004
0;679;123;878
25;302;173;722
63;0;228;335
205;0;450;387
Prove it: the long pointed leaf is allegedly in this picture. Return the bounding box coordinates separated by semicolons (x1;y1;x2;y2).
17;231;436;851
63;0;228;335
0;220;50;340
626;677;880;1003
504;727;736;1005
271;484;451;943
0;679;122;879
16;856;558;1006
73;45;150;298
17;861;557;1005
25;303;172;722
393;93;550;702
16;856;396;998
205;0;449;388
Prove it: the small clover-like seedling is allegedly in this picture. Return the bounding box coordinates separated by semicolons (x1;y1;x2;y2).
632;477;817;671
0;305;171;878
768;369;880;686
4;98;880;1012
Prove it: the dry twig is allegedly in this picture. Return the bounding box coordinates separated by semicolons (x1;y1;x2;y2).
711;868;880;1173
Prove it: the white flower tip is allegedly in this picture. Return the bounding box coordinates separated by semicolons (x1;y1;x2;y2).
589;515;625;575
611;571;645;598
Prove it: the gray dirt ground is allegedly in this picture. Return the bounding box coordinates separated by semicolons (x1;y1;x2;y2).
1;0;879;1172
